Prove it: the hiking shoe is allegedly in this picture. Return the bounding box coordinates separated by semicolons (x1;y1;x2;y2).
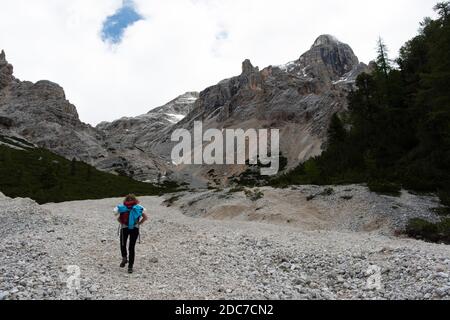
120;258;128;268
128;268;133;274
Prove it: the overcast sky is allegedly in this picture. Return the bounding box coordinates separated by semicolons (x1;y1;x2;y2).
0;0;439;125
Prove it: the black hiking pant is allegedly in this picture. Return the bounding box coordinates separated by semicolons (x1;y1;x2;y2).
120;228;139;268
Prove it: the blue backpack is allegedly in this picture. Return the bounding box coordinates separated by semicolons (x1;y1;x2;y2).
117;204;144;229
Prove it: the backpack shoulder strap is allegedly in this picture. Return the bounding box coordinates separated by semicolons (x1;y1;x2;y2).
117;204;129;214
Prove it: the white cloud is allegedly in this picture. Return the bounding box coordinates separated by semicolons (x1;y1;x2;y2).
0;0;439;125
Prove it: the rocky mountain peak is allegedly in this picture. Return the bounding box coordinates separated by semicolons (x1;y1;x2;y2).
0;50;102;163
311;34;341;48
299;34;360;80
151;91;199;116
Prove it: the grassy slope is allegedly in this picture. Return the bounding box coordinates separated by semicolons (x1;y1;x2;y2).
0;137;180;204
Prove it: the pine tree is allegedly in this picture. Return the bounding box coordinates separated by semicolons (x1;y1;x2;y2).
157;172;162;184
328;113;347;146
86;166;92;181
376;37;391;78
70;157;77;176
41;165;57;190
434;2;450;20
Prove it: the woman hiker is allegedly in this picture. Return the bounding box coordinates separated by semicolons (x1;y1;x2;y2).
114;194;148;274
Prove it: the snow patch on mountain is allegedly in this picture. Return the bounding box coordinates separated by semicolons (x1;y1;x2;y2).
166;113;185;123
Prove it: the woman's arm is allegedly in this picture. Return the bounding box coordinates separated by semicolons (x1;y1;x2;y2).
139;212;148;225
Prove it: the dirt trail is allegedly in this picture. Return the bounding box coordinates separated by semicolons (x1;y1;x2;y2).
34;194;450;300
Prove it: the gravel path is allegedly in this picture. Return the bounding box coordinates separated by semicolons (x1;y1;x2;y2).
1;191;449;300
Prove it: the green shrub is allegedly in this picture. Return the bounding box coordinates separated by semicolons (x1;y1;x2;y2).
406;219;438;238
368;180;401;197
432;207;450;216
228;186;245;193
406;218;450;244
244;189;264;202
438;190;450;207
439;219;450;243
320;188;334;196
163;195;181;207
306;188;335;201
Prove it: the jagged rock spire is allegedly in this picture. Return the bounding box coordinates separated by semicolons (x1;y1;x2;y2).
0;49;14;89
240;59;262;91
242;59;256;74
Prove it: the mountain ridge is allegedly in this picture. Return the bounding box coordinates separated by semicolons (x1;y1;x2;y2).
147;35;371;186
0;34;371;184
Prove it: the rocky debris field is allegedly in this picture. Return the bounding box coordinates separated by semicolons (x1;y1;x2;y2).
0;192;68;300
172;185;442;235
0;188;449;300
